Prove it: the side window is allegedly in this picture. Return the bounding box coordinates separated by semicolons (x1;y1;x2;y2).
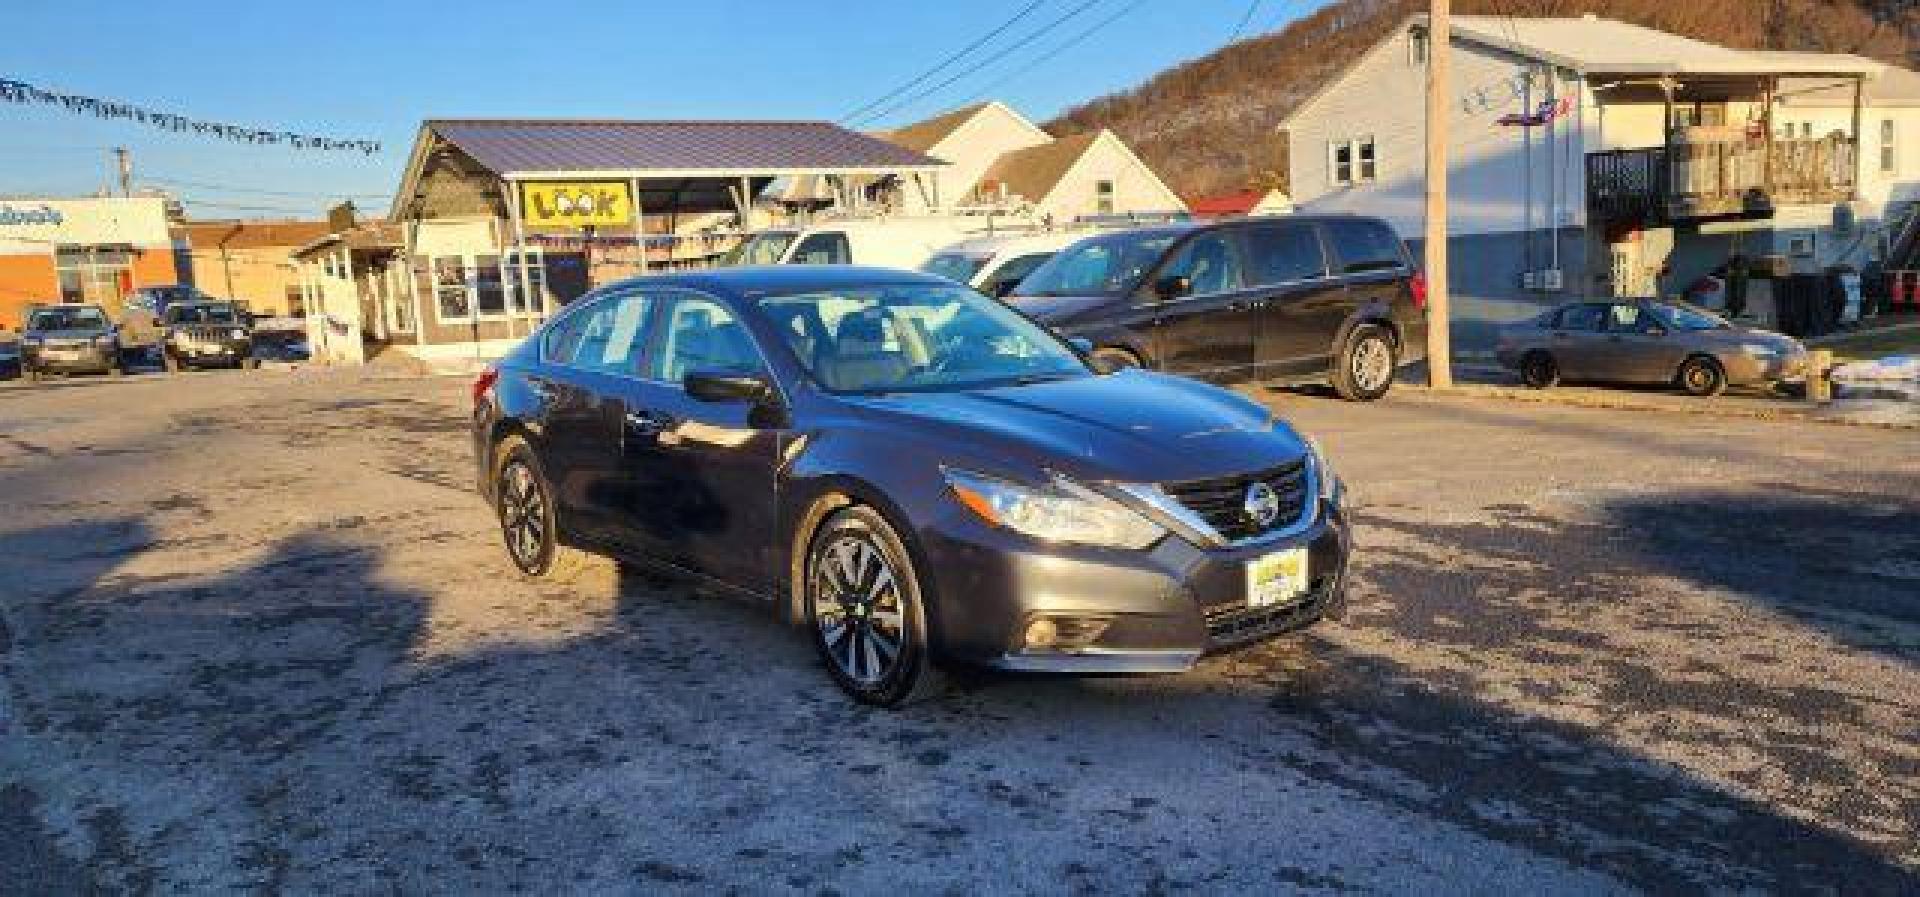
1555;304;1607;332
1158;232;1244;296
790;232;850;265
650;297;765;383
544;292;654;374
1606;304;1661;333
1323;220;1406;274
982;253;1053;297
1243;224;1328;285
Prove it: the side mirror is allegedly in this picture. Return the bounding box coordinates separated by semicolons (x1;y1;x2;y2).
1152;274;1192;300
684;370;770;404
1067;336;1095;355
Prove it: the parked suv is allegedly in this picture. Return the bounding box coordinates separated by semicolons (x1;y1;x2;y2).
20;304;125;380
160;300;257;372
1007;214;1427;401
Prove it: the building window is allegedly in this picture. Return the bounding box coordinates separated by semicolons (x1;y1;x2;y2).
474;254;506;316
1329;137;1377;186
1095;180;1116;215
1801;122;1813;139
55;245;134;305
506;248;548;317
433;256;471;320
284;285;305;317
1882;118;1898;173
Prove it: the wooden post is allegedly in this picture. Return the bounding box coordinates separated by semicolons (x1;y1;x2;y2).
630;177;647;276
1424;0;1453;388
1850;74;1866;200
1808;349;1833;403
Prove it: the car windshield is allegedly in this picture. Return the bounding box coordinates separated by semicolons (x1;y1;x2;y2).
722;231;797;266
29;307;108;330
920;253;987;284
1648;301;1731;331
757;283;1090;394
167;303;240;325
1012;231;1178;297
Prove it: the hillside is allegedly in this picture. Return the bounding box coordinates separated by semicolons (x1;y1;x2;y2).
1046;0;1920;198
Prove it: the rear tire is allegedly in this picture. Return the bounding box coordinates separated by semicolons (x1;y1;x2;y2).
1676;355;1726;397
1519;351;1560;389
492;435;605;583
1331;324;1397;402
1090;346;1142;374
804;506;945;708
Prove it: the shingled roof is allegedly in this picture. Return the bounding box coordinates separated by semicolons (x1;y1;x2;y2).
977;132;1102;205
423;119;944;177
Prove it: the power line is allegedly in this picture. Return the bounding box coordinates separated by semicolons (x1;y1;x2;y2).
1227;0;1263;43
177;198;327;215
142;174;389;200
963;0;1152;105
839;0;1052;124
851;0;1109;127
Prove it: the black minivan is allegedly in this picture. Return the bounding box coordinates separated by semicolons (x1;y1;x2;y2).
1008;214;1426;401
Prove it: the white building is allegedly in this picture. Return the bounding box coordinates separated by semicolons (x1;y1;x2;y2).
879;101;1186;221
1279;14;1895;349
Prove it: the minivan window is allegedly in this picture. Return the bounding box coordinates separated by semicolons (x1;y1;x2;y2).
790;232;851;265
1323;219;1406;274
1157;232;1244;295
922;253;986;284
545;293;653;374
980;252;1053;296
1243;223;1327;285
1015;231;1178;297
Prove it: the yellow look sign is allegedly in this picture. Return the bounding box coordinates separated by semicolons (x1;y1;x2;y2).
519;181;633;227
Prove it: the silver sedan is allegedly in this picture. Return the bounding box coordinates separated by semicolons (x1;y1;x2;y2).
1495;299;1807;396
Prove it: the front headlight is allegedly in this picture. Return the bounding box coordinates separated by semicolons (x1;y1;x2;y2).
1303;434;1341;503
1739;343;1780;357
944;468;1165;549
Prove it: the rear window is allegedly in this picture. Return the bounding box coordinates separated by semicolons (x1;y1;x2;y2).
921;253;985;284
1243;223;1327;285
1323;219;1406;274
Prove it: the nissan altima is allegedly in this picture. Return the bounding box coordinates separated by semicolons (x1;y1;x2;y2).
473;266;1352;706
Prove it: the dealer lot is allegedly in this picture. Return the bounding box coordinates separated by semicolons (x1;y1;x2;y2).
0;370;1914;893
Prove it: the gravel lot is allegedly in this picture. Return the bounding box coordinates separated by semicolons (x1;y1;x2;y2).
1;368;1915;894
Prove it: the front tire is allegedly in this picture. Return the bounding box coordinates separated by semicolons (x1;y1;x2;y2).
1519;351;1560;389
1676;355;1726;397
492;436;603;582
1331;324;1397;401
805;506;944;708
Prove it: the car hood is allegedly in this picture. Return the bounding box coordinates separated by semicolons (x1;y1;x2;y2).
1004;293;1119;325
1692;327;1804;351
27;328;111;341
838;370;1307;484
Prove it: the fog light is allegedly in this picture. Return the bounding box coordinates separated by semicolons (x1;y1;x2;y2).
1024;618;1060;649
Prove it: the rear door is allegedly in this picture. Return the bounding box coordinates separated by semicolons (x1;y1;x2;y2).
1240;220;1345;380
1546;303;1610;379
1321;218;1415;363
529;288;658;546
1144;229;1259;381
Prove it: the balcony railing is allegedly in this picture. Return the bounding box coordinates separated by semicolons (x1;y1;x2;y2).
1588;136;1855;223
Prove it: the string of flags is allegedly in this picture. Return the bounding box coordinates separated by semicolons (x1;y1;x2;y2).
1498;97;1575;128
0;76;383;155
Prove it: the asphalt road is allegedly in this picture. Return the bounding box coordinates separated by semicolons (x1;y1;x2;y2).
1;369;1914;894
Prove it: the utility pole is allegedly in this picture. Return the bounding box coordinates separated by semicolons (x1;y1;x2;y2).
112;147;133;198
1424;0;1454;388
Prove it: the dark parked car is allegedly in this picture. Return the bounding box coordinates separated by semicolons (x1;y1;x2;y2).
0;336;19;380
19;304;125;380
160;300;258;372
1006;214;1428;401
473;266;1351;706
1495;298;1808;396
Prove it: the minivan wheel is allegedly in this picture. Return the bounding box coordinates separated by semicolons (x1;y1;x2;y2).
805;506;945;708
1676;355;1726;397
1519;351;1560;389
492;436;601;581
1331;324;1397;401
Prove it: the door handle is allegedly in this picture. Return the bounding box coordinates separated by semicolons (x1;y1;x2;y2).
624;410;669;438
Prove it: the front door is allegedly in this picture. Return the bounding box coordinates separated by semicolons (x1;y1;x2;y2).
1240;221;1348;380
1547;302;1611;380
1145;229;1258;381
611;292;784;591
1596;302;1686;383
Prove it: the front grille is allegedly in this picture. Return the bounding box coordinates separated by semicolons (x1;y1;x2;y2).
1162;460;1309;542
183;326;230;342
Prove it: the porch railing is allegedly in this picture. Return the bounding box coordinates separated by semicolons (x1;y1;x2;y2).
1588;136;1856;223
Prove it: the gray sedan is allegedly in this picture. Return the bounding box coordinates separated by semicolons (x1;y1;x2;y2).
1495;299;1807;396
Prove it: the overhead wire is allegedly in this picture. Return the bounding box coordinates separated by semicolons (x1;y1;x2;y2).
839;0;1053;124
851;0;1110;127
1226;0;1264;44
962;0;1152;105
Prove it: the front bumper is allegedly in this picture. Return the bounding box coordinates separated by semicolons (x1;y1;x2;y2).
171;340;252;364
1722;349;1807;385
23;344;115;372
919;500;1351;673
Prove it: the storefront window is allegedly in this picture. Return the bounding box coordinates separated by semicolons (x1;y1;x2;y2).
474;254;506;315
506;249;547;316
55;245;133;306
434;256;471;319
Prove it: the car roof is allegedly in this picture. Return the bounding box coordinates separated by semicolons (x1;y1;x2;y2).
937;230;1095;256
605;264;956;298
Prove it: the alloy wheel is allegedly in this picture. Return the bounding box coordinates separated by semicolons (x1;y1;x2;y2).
498;460;548;571
810;534;906;686
1351;336;1393;392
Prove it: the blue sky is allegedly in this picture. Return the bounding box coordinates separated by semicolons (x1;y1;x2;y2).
0;0;1325;217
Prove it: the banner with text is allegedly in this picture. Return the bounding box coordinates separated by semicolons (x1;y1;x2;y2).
520;181;634;228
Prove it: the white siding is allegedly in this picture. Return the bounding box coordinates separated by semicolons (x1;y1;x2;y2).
1035;132;1187;220
1285;29;1587;239
926;103;1053;209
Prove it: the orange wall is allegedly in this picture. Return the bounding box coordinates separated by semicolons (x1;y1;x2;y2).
0;254;57;332
131;248;180;289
